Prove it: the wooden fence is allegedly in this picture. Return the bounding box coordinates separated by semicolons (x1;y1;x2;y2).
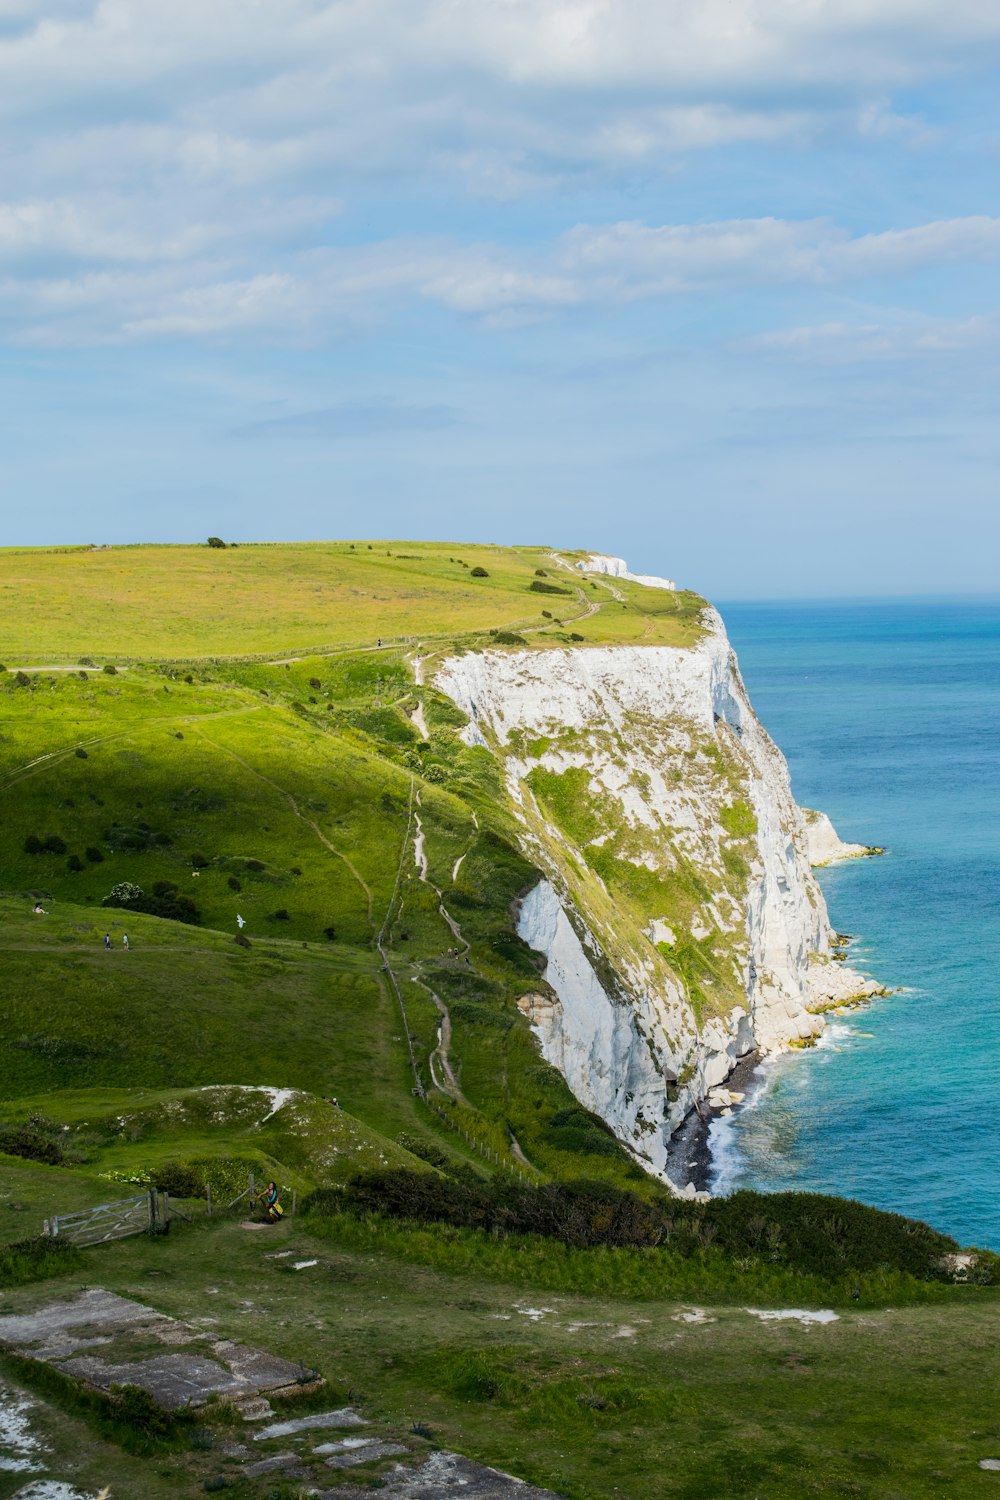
42;1178;298;1245
44;1193;151;1247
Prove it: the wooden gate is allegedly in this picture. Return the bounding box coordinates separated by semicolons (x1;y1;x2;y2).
45;1193;151;1247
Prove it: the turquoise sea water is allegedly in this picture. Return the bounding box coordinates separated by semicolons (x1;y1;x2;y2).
709;598;1000;1252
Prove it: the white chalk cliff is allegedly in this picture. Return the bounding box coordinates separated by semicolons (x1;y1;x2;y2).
802;808;870;867
577;553;676;592
434;593;876;1187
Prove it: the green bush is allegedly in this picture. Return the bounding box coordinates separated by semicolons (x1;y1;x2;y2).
0;1124;65;1165
43;834;67;855
102;664;118;675
228;875;242;891
470;566;489;578
396;1132;449;1168
492;631;527;646
319;1169;990;1287
0;1236;83;1288
103;881;144;908
66;853;84;872
75;747;88;759
529;580;571;595
207;536;226;548
23;834;42;854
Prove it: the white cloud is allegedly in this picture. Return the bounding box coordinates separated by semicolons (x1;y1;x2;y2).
5;212;1000;345
752;313;1000;362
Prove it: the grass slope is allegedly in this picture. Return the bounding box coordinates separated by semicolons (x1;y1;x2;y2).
0;540;705;662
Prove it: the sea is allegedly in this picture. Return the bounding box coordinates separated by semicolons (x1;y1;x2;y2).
708;597;1000;1253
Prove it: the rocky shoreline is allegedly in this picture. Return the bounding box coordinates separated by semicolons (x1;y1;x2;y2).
666;1050;763;1193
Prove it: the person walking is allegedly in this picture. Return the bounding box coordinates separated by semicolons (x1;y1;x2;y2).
104;933;111;950
122;933;129;951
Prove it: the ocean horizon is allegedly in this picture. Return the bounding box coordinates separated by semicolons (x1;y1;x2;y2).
709;596;1000;1253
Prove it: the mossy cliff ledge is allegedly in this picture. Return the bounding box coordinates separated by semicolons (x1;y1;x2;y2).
435;599;876;1187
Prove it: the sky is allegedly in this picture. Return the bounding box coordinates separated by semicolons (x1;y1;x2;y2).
2;1;999;597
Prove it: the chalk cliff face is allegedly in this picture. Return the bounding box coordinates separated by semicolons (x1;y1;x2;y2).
434;600;871;1186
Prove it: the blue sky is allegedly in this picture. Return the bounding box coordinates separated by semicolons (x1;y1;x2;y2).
3;1;999;597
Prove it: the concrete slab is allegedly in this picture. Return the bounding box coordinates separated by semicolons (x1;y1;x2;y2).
316;1450;560;1499
324;1439;407;1468
243;1452;305;1478
253;1407;365;1441
0;1290;318;1413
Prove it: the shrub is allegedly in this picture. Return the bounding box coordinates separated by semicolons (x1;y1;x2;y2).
102;664;117;675
14;670;31;687
470;566;489;578
269;908;290;921
152;879;179;897
228;876;242;892
103;881;144;908
534;568;547;577
396;1132;449;1169
138;890;201;925
541;610;552;619
244;858;265;872
323;925;337;940
66;854;84;873
78;671;88;680
492;631;527;646
78;657;95;667
151;1160;204;1198
43;834;67;855
309;677;322;690
190;851;210;868
0;1236;83;1289
423;765;446;784
85;846;105;863
569;632;585;642
0;1125;65;1165
75;747;88;759
234;931;252;948
23;834;42;854
529;580;571;595
0;663;5;672
207;536;226;548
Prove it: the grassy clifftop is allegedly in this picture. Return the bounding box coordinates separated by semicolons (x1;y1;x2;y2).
0;539;705;662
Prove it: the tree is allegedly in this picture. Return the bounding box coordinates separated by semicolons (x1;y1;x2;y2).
207;536;226;548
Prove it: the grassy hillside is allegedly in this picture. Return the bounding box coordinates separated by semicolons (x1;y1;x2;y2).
0;540;705;662
2;538;997;1500
0;534;711;1210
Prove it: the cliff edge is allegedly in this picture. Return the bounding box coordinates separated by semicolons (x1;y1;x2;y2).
435;568;876;1187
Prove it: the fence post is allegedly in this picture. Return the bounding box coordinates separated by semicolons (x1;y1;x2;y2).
51;1216;58;1238
206;1182;212;1217
162;1191;170;1226
248;1173;255;1215
149;1188;158;1229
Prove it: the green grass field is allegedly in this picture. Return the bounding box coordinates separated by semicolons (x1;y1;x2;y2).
2;1213;999;1499
0;540;706;662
